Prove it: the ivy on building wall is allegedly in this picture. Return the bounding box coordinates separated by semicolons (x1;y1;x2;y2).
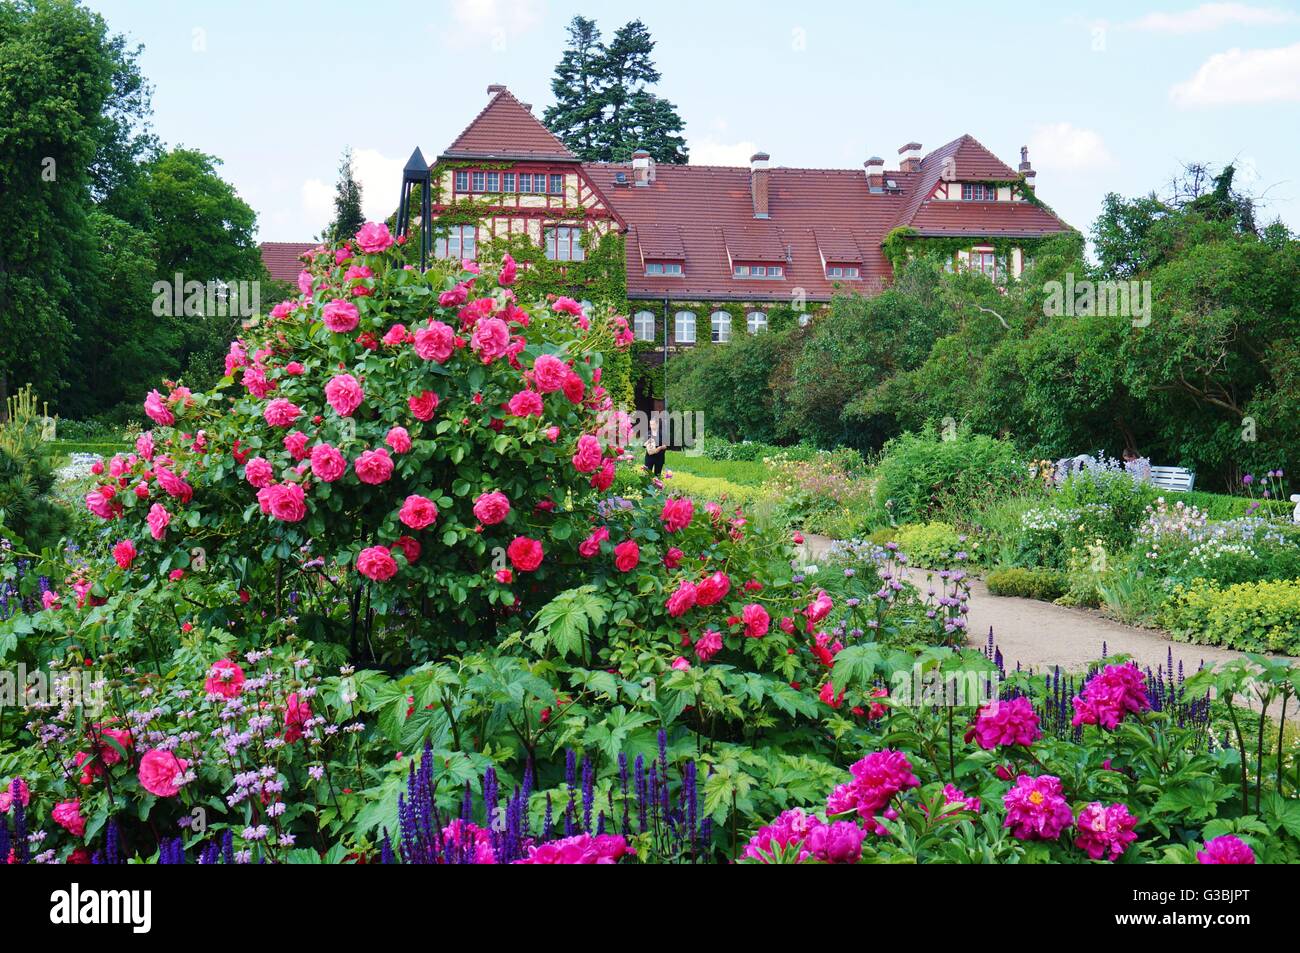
880;227;1062;273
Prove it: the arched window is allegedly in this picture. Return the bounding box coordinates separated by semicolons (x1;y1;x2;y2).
674;310;696;344
710;311;732;343
633;310;656;342
747;311;768;334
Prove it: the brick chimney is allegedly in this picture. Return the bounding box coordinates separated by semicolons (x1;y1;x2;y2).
1019;145;1036;190
631;149;655;187
751;152;770;219
898;142;922;173
486;83;506;95
864;156;885;192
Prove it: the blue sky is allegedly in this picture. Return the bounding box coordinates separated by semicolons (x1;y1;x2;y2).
87;0;1300;242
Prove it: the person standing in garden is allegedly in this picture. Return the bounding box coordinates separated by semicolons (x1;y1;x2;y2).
644;416;666;476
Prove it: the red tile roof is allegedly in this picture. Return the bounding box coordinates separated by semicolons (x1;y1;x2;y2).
441;86;578;162
259;242;316;284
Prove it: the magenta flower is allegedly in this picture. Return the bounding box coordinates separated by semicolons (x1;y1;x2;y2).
1073;802;1138;861
1196;834;1256;864
1002;774;1073;841
1071;662;1150;730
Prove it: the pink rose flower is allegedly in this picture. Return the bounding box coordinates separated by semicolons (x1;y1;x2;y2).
665;581;697;617
263;398;302;428
473;491;510;526
661;497;694;532
322;298;360;333
694;628;723;662
409;390;439;420
354;448;394;484
266;482;307;522
499;253;517;286
52;800;87;838
742;603;770;638
532;353;568;392
399;494;439;530
137;749;189;798
135;431;155;461
355;221;394;254
284;693;312;743
147;503;170;540
357;545;398;581
144;389;174;426
571;434;603;474
204;658;245;698
0;778;30;813
470;317;511;364
414;321;456;363
325;373;364;417
385;426;412;454
508;390;544;417
507;536;544;572
244;456;274;488
696;571;731;606
310;443;348;482
111;539;137;569
613;539;640;572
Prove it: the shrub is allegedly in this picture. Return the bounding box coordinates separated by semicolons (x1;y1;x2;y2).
1161;577;1300;654
662;471;772;507
0;386;69;549
985;567;1067;601
872;428;1025;526
893;522;965;569
1055;456;1156;549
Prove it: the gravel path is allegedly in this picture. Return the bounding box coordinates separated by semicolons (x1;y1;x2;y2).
802;534;1296;680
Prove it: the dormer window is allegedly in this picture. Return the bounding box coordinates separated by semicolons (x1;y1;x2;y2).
826;264;860;280
961;183;998;201
734;263;784;279
644;261;684;276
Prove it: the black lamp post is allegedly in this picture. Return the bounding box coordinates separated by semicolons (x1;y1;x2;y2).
397;146;432;270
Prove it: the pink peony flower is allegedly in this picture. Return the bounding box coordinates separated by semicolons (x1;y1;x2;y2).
805;819;866;864
507;536;544;572
354;448;394;485
741;808;817;863
263;398;302;428
112;539;137;569
385;426;412;454
965;696;1041;750
52;800;87;838
399;494;439;530
472;491;510;525
1002;774;1074;841
310;443;348;482
357;545;398;581
1072;661;1150;730
742;603;770;638
324;373;364;417
355;221;394;253
613;539;640;572
413;321;456;363
244;456;274;488
1196;834;1256;864
137;749;189;798
322;298;360;333
147;503;170;541
661;497;694;532
204;658;245;698
1074;801;1138;862
825;750;920;834
515;833;632;865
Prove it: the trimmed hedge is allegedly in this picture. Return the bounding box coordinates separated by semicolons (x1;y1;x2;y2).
1160;577;1300;655
985;567;1068;602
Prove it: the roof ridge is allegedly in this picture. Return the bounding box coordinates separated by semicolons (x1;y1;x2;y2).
442;86;576;161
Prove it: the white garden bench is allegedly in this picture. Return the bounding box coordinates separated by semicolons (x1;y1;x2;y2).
1148;466;1196;492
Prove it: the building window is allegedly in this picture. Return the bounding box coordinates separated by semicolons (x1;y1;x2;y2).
486;172;499;192
471;171;486;192
435;224;477;261
674;310;696;344
549;174;564;195
968;250;999;279
711;311;732;343
961;183;997;201
503;172;515;192
826;265;860;279
545;226;585;261
644;261;684;276
734;263;784;278
454;171;469;192
517;173;531;193
747;311;768;334
633;310;656;342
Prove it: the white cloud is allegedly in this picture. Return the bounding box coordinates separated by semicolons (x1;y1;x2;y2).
688;138;760;167
1129;3;1297;33
351;148;406;223
1026;123;1114;172
438;0;544;51
1170;42;1300;105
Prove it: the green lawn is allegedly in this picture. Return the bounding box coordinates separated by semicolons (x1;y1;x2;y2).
663;452;773;486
